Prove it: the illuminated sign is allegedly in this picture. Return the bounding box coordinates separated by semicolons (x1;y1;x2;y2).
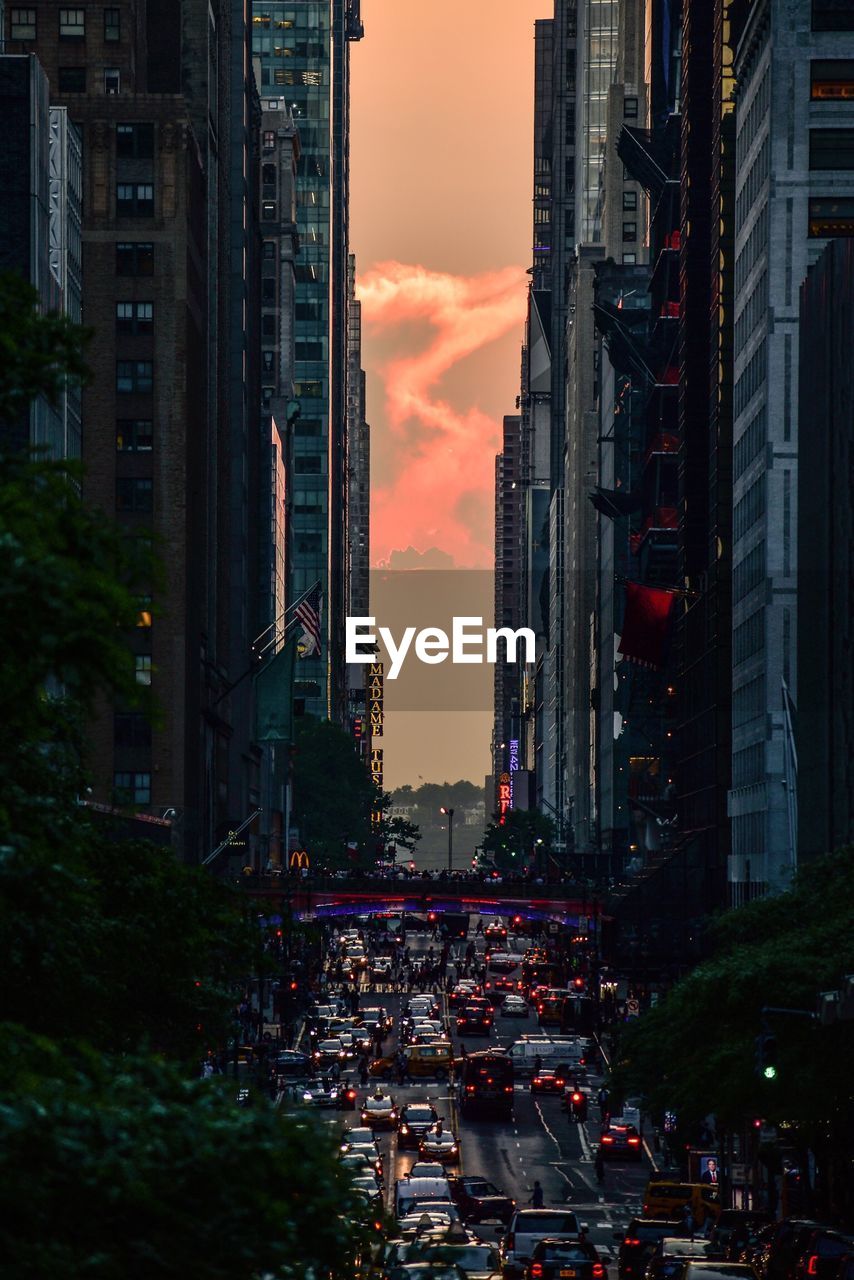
508;739;519;806
289;850;310;869
498;771;511;825
368;661;383;738
370;747;384;792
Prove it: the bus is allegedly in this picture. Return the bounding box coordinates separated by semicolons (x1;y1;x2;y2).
441;911;470;940
459;1050;514;1119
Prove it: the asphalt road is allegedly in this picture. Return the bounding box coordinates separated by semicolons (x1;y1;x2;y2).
339;924;652;1263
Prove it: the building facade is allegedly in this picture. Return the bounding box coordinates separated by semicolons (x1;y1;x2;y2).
6;2;262;863
728;0;854;899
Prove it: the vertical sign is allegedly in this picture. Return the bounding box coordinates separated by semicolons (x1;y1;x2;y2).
508;739;520;806
368;661;384;738
370;747;384;792
498;771;512;824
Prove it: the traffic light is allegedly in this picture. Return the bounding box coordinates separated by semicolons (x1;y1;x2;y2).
755;1032;778;1080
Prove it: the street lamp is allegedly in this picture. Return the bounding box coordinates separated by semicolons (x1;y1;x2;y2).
440;806;455;874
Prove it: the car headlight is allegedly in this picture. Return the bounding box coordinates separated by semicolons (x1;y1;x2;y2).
400;1125;409;1134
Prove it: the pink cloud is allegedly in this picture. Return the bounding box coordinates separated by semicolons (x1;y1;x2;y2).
357;261;526;568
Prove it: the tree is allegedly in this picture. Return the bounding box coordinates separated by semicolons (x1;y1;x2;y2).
482;808;556;870
0;1029;374;1279
291;717;379;865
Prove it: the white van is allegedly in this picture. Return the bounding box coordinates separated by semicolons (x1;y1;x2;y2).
395;1174;453;1218
505;1036;584;1078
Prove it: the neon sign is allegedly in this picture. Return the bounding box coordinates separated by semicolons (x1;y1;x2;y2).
498;771;511;825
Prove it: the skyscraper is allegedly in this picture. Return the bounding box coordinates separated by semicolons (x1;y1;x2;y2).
252;0;364;724
727;0;854;899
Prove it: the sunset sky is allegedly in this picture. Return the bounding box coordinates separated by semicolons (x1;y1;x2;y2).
350;0;545;791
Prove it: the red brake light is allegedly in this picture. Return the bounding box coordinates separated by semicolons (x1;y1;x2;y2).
593;1266;605;1278
347;1089;356;1099
628;1136;640;1145
807;1260;819;1277
572;1092;583;1103
531;1266;544;1279
466;1085;476;1093
625;1239;642;1247
602;1135;615;1144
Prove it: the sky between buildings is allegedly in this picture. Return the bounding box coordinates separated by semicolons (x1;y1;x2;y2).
350;0;544;790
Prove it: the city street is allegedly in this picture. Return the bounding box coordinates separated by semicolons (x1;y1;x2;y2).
326;925;652;1260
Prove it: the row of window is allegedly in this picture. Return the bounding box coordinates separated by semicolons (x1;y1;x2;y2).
11;7;120;39
731;809;765;856
735;202;769;295
733;540;766;604
734;269;768;355
114;771;151;805
55;65;121;94
735;134;769;229
733;674;766;728
732;740;765;788
736;67;770;171
734;405;767;480
733;474;766;542
809;127;854;169
812;0;854;31
734;338;767;419
733;607;765;669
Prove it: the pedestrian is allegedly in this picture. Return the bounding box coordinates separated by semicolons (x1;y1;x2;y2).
595;1147;605;1185
680;1204;696;1238
534;1053;543;1077
359;1056;369;1087
529;1180;545;1208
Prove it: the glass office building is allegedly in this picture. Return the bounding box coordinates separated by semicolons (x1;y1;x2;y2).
577;0;619;243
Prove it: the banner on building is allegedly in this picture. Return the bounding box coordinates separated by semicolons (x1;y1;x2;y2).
498;771;512;824
253;635;297;743
368;661;384;738
618;581;675;670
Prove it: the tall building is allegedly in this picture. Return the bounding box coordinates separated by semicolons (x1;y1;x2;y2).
576;0;619;243
346;253;369;622
727;0;854;900
492;414;523;803
797;238;854;862
0;53;82;461
6;3;263;864
251;0;364;724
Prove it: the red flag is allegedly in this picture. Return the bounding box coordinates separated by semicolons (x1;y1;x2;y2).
618;581;675;669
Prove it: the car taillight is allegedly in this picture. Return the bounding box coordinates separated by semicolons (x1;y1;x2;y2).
572;1092;583;1103
602;1135;614;1143
505;1085;513;1092
625;1239;642;1247
593;1264;605;1277
534;1077;542;1085
346;1090;356;1099
466;1085;476;1093
531;1266;544;1279
628;1137;640;1146
806;1259;819;1277
506;1233;515;1251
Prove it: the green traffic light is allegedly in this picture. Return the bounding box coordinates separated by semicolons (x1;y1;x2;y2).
763;1065;777;1080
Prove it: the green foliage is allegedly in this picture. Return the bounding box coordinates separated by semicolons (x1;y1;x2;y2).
612;849;854;1136
0;272;90;424
0;1027;370;1280
482;808;556;870
292;716;380;864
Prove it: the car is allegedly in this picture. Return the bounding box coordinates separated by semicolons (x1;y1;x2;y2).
362;1090;399;1127
485;920;508;940
530;1069;569;1096
501;1210;588;1280
486;952;521;972
419;1123;461;1164
614;1220;683;1280
502;995;530;1017
341;1125;379;1150
754;1221;826;1280
707;1213;774;1264
457;1006;494;1035
272;1049;313;1076
346;1141;384;1177
372;957;393;980
350;1175;383;1206
340;1150;381;1182
525;1237;607;1280
410;1161;447;1179
599;1123;643;1161
398;1102;441;1149
397;1212;459;1239
300;1079;356;1110
681;1265;759;1280
386;1264;468;1280
422;1241;504;1279
646;1238;714;1280
313;1037;351;1068
449;1175;515;1225
450;982;482;1008
793;1231;854;1280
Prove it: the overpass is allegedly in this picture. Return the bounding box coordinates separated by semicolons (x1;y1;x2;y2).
238;873;606;929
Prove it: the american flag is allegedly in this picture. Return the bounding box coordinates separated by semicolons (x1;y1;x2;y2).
295;583;322;656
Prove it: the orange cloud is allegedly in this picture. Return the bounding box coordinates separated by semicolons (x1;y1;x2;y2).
358;261;526;569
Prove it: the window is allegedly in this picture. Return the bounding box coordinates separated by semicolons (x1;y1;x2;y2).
116;123;155;158
116;419;153;452
296;340;324;361
261;351;275;375
116;301;154;335
812;0;854;30
263;129;276;150
262;278;276;303
294;419;322;436
809;128;854;169
624;96;639;118
261;313;277;338
262;163;277;186
623;221;638;242
59;8;85;37
116;477;153;512
294;454;322;473
113;713;151;748
263;240;276;260
134;655;153;686
623;252;637;264
114;771;152;805
116;242;154;276
810;59;854;99
262;201;277;220
58;66;86;92
623;190;638;211
116;360;153;393
104;7;120;40
10;8;37;38
117;183;154;216
808;196;854;236
136;596;153;628
104;67;120;94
